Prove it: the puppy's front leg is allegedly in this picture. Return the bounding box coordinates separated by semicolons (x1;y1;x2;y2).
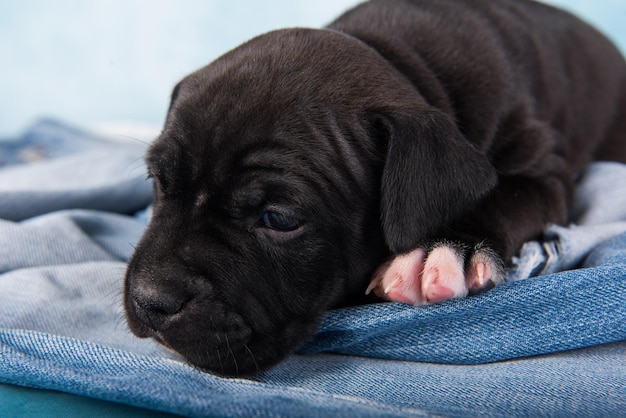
369;152;574;306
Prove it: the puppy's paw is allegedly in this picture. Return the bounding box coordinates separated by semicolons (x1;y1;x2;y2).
367;242;505;306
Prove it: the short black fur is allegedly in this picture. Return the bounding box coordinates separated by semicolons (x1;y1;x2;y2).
125;0;626;375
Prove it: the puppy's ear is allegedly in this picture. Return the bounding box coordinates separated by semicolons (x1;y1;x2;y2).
380;109;497;253
165;81;184;121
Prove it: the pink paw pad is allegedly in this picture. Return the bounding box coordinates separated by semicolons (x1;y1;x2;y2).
366;243;505;306
366;245;468;306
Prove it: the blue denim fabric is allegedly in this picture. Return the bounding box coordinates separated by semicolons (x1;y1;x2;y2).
0;119;115;168
1;332;624;417
301;235;626;363
0;121;625;417
0;120;151;222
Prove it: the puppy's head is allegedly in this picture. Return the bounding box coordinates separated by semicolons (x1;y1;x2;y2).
124;29;495;375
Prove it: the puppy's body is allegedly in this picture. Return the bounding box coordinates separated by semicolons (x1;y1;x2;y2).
125;0;626;375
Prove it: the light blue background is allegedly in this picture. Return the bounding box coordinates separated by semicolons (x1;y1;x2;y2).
1;0;625;138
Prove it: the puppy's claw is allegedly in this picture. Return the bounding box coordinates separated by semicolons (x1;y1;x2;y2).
384;274;402;295
365;278;379;296
465;249;504;295
474;262;486;287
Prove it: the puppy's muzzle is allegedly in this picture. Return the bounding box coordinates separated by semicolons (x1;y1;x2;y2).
126;263;254;364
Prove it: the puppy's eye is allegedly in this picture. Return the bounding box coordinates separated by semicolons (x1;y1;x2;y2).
261;211;301;232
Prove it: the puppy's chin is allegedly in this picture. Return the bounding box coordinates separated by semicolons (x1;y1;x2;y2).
159;322;320;377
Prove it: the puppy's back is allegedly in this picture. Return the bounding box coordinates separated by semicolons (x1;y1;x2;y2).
329;0;626;166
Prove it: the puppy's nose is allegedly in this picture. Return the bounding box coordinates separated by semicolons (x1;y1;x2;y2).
131;285;189;331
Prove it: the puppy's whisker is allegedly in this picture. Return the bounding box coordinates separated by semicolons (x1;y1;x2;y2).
118;135;153;146
244;344;260;375
225;335;239;376
215;347;223;374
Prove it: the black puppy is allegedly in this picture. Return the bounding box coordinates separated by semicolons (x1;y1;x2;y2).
125;0;626;375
